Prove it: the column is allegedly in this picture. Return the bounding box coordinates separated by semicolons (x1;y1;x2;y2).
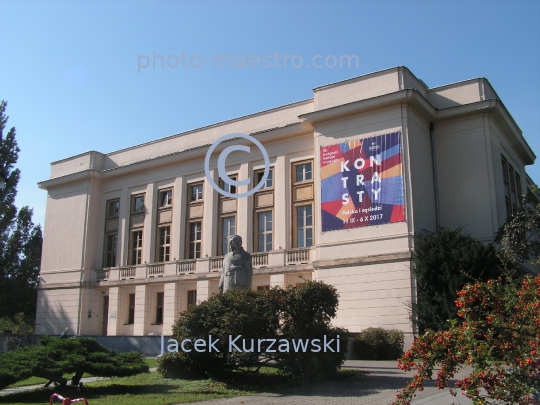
107;287;120;336
236;162;250;250
133;284;148;336
172;177;184;261
274;155;288;249
143;182;157;264
202;170;217;257
118;187;130;266
163;282;179;335
197;280;210;302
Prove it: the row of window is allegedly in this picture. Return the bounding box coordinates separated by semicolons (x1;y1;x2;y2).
103;161;314;268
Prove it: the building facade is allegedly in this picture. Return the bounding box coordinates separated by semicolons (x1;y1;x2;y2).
36;67;536;348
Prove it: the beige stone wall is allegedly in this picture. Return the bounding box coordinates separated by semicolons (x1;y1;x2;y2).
36;67;535;342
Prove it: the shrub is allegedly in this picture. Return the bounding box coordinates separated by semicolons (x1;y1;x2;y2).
352;327;404;360
163;281;348;381
0;336;149;389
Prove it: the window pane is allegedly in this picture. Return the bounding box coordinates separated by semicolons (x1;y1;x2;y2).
297;229;304;248
305;162;312;180
134;196;144;212
306;228;313;247
267;211;272;231
296;165;303;182
306;205;313;226
266;169;273;187
258;235;264;252
297;207;304;227
266;234;272;251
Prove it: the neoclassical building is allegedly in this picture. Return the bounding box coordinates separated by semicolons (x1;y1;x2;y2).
36;67;537;348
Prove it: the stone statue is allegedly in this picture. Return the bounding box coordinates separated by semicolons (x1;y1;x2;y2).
219;235;252;293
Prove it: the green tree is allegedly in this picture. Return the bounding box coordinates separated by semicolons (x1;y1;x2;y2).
0;100;42;325
412;227;502;332
159;281;348;381
0;336;149;389
495;193;540;270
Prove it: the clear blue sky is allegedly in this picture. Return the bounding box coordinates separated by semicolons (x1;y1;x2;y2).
1;0;539;229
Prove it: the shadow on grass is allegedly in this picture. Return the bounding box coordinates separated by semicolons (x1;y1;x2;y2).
0;368;367;404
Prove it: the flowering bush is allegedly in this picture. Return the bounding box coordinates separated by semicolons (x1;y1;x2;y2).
392;275;540;405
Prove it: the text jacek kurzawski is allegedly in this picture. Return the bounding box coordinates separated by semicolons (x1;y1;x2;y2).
158;335;341;356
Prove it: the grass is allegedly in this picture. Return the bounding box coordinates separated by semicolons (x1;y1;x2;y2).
5;359;158;389
0;367;365;405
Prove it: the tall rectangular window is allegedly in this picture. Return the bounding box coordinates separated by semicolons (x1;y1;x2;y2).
187;290;197;309
296;205;313;248
129;193;145;264
257;211;273;252
131;230;143;265
155;292;164;325
156;188;173;263
221;217;236;255
292;160;314;248
104;199;119;268
186;182;203;259
188;222;202;259
502;156;522;218
158;227;171;262
128;293;135;325
105;234;117;268
253;168;274;253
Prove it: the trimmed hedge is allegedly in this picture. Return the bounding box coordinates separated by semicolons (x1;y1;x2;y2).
352;327;404;360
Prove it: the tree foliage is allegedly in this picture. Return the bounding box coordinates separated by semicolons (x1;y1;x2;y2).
0;336;149;389
158;281;348;381
0;100;42;324
412;227;502;332
496;194;540;270
393;275;540;405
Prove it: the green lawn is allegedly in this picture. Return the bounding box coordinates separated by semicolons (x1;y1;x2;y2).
1;368;364;405
5;359;158;389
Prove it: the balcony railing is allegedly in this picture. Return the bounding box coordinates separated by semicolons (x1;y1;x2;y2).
176;260;196;275
147;263;164;277
120;266;136;279
96;269;110;281
252;252;268;267
210;256;223;272
285;248;310;264
94;248;313;282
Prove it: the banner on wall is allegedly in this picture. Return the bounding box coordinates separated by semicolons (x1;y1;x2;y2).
320;131;405;232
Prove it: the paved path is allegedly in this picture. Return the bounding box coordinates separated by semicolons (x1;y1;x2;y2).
183;361;473;405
